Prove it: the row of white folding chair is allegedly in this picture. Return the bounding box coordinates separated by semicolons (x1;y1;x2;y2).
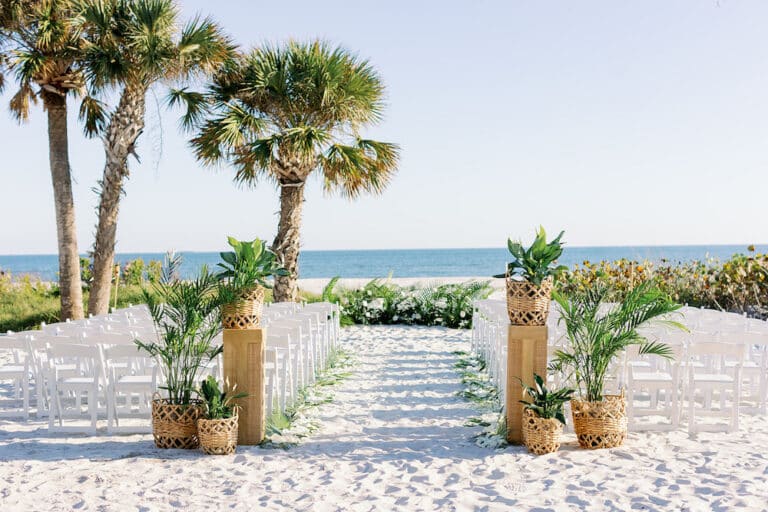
46;341;158;433
626;329;767;433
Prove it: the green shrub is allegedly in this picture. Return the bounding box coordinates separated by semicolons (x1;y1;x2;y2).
326;278;493;329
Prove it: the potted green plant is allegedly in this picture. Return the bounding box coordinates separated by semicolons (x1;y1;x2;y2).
135;256;223;449
519;374;575;455
495;227;567;326
197;376;247;455
217;237;289;329
551;282;685;449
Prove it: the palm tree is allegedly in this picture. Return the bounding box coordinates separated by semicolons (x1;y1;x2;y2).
180;41;400;302
75;0;235;315
1;0;85;320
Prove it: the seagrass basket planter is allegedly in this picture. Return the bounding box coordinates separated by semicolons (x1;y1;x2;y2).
506;276;554;326
522;409;564;455
198;414;239;455
151;398;203;449
222;286;265;329
571;393;627;449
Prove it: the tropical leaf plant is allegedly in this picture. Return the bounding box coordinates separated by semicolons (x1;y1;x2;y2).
216;237;289;304
519;373;575;424
198;375;247;420
550;281;687;402
495;226;568;285
135;258;223;405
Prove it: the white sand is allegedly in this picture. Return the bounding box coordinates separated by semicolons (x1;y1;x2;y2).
1;326;767;511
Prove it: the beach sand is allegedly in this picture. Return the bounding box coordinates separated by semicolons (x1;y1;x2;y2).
1;325;767;511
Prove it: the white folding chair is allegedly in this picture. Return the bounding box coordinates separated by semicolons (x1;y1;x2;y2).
47;343;104;433
687;339;745;434
103;344;157;433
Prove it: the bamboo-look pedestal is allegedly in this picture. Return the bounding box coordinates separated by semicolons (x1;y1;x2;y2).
506;325;548;444
223;328;265;445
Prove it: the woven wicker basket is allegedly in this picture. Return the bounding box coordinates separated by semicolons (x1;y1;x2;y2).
222;286;265;329
198;414;239;455
151;399;203;449
522;408;564;455
506;276;553;326
571;393;627;449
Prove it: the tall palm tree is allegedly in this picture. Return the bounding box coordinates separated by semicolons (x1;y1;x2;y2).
75;0;235;315
1;0;85;320
181;41;400;301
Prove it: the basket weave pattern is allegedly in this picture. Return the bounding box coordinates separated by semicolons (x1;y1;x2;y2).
198;415;239;455
222;286;265;329
571;394;627;449
506;276;553;326
151;399;202;449
522;408;564;455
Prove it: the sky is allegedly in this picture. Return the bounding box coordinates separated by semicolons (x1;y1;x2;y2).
1;0;767;255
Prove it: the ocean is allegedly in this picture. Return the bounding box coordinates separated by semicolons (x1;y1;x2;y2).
0;245;765;281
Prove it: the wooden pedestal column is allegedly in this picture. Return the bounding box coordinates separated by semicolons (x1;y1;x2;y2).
223;328;265;445
506;325;548;444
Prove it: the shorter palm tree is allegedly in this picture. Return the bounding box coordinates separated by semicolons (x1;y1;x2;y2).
178;41;400;302
550;281;686;402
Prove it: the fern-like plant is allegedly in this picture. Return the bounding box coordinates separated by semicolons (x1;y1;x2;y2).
550;281;686;402
135;257;223;405
519;374;575;424
198;376;247;420
495;226;567;285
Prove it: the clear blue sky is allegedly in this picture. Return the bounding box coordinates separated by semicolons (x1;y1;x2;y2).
2;0;767;254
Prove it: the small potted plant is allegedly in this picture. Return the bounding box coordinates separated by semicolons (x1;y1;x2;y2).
197;376;247;455
495;227;567;326
551;282;685;449
519;374;575;455
135;255;223;449
218;237;289;329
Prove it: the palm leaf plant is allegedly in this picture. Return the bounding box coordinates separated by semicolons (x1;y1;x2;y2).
551;281;686;448
135;259;223;405
551;281;685;402
1;0;88;320
519;374;575;424
74;0;235;315
175;40;400;302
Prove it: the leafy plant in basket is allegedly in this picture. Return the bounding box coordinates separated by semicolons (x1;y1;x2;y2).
135;256;223;449
494;227;567;325
550;281;686;449
518;374;575;455
217;237;290;329
197;376;248;455
199;375;247;420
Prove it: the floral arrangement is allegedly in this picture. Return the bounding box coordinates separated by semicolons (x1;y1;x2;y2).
323;278;493;329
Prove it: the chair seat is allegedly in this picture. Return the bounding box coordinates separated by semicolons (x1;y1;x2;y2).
691;373;735;383
60;377;98;386
724;361;759;369
0;365;26;375
116;375;153;385
632;372;673;382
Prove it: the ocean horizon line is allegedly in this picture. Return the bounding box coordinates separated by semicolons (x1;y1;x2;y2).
1;242;766;258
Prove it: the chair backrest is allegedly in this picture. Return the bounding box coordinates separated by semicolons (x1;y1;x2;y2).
47;343;104;379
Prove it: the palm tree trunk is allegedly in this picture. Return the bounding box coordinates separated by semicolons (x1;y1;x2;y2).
88;85;147;315
43;91;84;320
272;182;305;302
